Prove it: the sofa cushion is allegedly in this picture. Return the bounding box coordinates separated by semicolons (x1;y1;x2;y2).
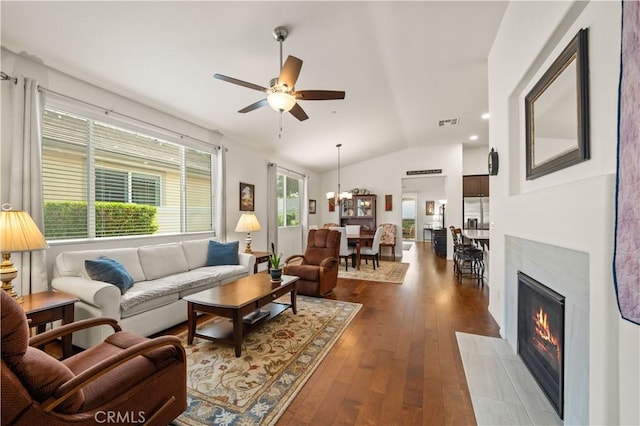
56;248;146;283
120;269;221;312
206;240;239;266
120;291;178;319
181;238;217;270
138;243;189;281
85;257;134;295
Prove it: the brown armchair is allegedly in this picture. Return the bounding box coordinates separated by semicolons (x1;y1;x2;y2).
284;229;341;297
1;291;187;425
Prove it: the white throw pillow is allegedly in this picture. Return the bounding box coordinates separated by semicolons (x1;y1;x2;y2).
58;248;146;283
138;243;189;280
181;238;219;270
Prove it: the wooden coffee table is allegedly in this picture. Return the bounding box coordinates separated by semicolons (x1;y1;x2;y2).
184;274;299;357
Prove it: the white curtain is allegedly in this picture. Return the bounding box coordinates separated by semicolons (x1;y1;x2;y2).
8;78;47;295
267;162;278;252
216;145;227;241
301;175;309;248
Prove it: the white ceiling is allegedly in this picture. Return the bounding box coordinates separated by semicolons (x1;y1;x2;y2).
1;1;507;173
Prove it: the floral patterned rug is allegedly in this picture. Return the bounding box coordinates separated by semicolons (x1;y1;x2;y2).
337;260;409;283
173;296;361;426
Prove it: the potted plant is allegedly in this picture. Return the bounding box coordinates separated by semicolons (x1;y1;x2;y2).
269;242;283;282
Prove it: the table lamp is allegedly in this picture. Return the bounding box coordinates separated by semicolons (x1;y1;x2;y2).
0;206;49;302
235;213;261;253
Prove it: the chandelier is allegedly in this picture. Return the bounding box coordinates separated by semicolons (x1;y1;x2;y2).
326;143;352;203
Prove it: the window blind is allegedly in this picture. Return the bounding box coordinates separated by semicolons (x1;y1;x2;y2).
42;106;216;240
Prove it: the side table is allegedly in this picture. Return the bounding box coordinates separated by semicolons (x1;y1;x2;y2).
21;291;79;358
251;251;271;273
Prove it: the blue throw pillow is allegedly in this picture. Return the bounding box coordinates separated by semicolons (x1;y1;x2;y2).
85;256;134;295
206;240;239;266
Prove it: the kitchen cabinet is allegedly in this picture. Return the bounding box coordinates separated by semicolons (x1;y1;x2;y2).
340;194;377;232
463;175;490;197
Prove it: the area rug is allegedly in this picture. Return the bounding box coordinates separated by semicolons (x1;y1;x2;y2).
337;260;409;283
173;296;361;426
402;242;414;251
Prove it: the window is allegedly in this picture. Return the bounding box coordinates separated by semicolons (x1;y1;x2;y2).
276;171;302;227
42;107;216;240
95;168;160;206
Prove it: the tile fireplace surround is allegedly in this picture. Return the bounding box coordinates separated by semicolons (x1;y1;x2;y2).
504;236;589;424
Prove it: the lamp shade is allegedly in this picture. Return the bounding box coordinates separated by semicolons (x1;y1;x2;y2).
0;210;48;253
267;92;296;112
235;213;262;233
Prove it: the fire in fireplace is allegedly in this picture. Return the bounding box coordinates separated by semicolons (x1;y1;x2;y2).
517;272;565;419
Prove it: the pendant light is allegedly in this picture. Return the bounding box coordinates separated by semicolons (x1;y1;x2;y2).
326;144;352;204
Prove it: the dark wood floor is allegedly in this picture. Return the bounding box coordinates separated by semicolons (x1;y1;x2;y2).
277;241;500;425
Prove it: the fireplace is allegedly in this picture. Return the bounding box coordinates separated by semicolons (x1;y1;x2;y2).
517;271;565;419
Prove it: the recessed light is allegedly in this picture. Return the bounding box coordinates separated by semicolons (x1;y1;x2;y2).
469;135;479;141
482;113;490;120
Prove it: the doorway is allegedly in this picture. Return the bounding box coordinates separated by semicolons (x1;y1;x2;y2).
401;193;417;241
402;176;447;242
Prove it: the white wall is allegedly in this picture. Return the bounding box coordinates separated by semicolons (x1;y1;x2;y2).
0;48;319;279
463;146;490;175
318;144;463;259
489;1;638;424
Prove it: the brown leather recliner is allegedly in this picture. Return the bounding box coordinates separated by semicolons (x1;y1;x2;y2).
284;229;340;297
0;291;187;425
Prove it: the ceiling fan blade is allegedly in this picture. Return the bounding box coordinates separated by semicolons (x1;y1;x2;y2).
238;99;268;113
278;56;303;89
213;74;267;92
289;103;309;121
294;90;346;100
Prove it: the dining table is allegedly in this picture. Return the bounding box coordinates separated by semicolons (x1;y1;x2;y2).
346;232;375;270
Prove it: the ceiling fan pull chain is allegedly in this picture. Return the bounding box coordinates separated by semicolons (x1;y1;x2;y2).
279;112;283;139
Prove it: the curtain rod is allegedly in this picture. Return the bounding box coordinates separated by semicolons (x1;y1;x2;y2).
38;86;221;147
270;162;306;178
1;71;18;85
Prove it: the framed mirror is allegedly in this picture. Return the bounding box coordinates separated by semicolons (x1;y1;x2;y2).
525;28;589;180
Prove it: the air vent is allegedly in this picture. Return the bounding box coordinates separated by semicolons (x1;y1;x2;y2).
438;118;459;127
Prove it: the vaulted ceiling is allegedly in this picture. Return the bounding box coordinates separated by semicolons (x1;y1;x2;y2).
1;1;507;172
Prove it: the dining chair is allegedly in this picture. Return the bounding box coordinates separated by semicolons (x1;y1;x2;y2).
345;224;361;235
345;225;361;248
330;227;354;271
379;223;397;259
360;226;384;270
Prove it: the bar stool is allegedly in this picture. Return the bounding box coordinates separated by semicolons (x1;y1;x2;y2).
450;226;485;286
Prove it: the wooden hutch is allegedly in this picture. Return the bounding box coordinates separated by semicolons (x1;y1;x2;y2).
339;194;377;233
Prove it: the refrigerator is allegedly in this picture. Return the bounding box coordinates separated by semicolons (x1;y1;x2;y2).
463;197;490;230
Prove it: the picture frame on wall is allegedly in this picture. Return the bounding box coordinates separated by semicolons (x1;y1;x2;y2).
426;200;435;215
239;182;255;211
385;194;393;211
309;199;317;214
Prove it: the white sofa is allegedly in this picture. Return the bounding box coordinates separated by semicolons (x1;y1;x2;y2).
51;238;255;349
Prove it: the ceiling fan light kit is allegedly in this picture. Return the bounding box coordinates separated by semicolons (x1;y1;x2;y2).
213;26;345;121
267;92;296;112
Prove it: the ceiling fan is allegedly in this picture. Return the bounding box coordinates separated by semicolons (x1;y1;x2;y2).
213;26;345;121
